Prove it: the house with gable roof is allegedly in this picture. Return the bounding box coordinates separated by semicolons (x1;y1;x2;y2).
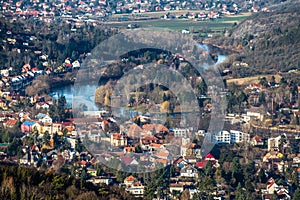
251;135;264;146
111;133;127;147
123;175;144;198
21;121;35;133
266;178;278;194
180;165;198;178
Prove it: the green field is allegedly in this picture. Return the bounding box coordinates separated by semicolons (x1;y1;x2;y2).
104;13;250;35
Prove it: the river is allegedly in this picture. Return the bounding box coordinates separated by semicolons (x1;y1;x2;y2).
51;49;227;108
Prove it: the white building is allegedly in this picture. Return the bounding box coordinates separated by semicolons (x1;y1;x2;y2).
213;130;249;144
180;166;198;178
214;130;231;144
267;135;282;151
173;128;189;138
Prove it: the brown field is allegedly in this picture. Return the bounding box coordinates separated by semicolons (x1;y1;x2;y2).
226;74;282;86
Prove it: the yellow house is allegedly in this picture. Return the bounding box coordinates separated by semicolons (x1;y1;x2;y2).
87;168;97;177
0;100;8;110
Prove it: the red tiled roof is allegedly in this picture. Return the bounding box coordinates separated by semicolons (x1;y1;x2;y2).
128;123;143;138
196;161;207;168
204;153;215;160
253;135;263;142
5;119;17;127
125;175;136;182
124;147;135;152
142;124;169;133
155;158;168;165
149;143;162;148
155;152;169;158
121;156;133;165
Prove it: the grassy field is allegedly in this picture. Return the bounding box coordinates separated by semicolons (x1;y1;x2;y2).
104;12;251;33
226;74;282;86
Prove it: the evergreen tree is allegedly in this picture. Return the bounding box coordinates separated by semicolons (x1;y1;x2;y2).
293;188;300;200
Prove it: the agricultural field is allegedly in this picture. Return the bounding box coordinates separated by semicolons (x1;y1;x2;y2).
104;12;251;36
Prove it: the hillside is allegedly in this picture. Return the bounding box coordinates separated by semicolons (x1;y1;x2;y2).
212;0;300;78
0;162;135;200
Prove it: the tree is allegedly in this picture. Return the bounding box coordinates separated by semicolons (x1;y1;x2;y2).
160;101;170;113
270;75;276;86
258;168;267;183
1;130;10;143
293;188;300;200
75;135;85;152
8;137;23;157
259;77;269;87
231;157;243;186
43;131;51;146
57;95;66;121
235;183;246;200
180;189;190;200
295;115;299;125
259;91;266;105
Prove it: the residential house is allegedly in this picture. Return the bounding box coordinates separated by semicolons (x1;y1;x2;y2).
196;153;218;169
142;124;169;135
149;143;165;151
21;121;36;133
251;135;264;146
0;99;8;110
110;133;127;147
124;146;136;153
127;123;143;138
184;155;197;164
36;102;49;110
87;176;113;185
121;156;139;165
263;151;284;163
3;118;18;128
267;135;282;151
180;166;198;178
261;177;290;200
87;168;97;177
124;175;136;186
32;121;62;135
246;106;264;121
277;188;291;200
266;178;278;194
125;183;144;198
140;135;159;150
169;183;184;194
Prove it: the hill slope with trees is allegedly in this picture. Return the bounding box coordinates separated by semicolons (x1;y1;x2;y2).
213;0;300;78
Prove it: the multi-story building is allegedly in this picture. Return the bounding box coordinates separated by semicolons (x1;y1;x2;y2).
213;130;249;144
173;128;189;138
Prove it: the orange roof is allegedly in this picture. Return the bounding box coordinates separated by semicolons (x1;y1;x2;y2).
149;143;162;148
142;124;169;133
253;135;263;142
124;147;135;152
155;158;168;165
5;119;17;127
297;168;300;173
102;119;109;125
155;152;169;158
112;133;122;140
125;175;136;182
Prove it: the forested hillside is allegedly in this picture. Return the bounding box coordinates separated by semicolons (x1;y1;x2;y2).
213;0;300;78
0;162;134;200
0;17;115;75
